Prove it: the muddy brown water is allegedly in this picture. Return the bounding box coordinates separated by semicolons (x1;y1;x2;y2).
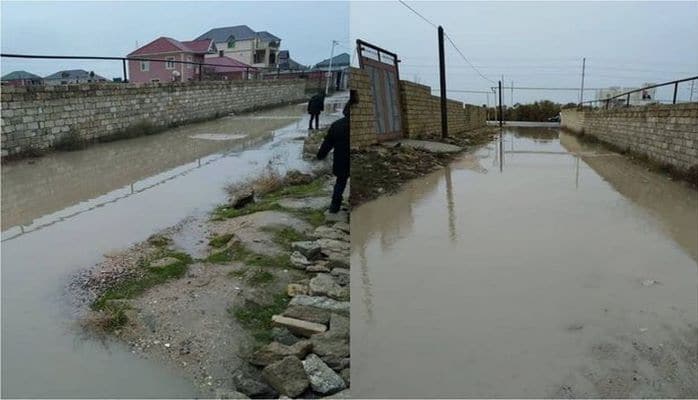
351;127;697;398
1;97;346;398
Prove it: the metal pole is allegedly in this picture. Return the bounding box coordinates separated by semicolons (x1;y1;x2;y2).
510;80;513;105
199;64;202;81
438;26;448;138
122;59;127;83
673;82;678;104
690;80;695;102
626;93;630;107
325;40;337;95
579;57;587;104
498;80;503;127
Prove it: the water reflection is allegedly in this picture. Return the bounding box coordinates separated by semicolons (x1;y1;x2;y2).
351;127;697;397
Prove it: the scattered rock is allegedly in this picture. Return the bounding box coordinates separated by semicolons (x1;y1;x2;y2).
261;356;310;398
272;315;327;337
310;334;350;370
326;314;349;339
327;257;349;270
271;327;302;346
149;257;180;269
313;226;349;242
250;340;312;367
307;263;331;273
287;283;309;297
232;367;278;399
232;190;255;209
339;368;350;386
283;304;331;325
332;222;349;234
330;268;349;286
309;274;349;301
289;295;349;316
291;241;322;260
290;251;311;270
302;353;347;395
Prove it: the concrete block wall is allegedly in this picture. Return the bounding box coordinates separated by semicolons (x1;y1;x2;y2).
1;79;306;157
349;67;378;149
400;80;486;140
561;104;698;173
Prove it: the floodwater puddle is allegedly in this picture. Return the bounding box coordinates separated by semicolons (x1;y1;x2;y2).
0;96;345;398
351;127;697;398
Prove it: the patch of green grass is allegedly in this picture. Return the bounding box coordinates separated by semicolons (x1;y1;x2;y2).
206;248;234;263
291;208;327;227
228;267;248;278
92;251;192;311
273;178;325;198
261;226;311;248
230;292;289;344
147;234;171;247
247;268;275;285
209;233;234;248
229;242;293;269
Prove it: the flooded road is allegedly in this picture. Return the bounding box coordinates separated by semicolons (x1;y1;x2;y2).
1;96;345;398
351;127;697;398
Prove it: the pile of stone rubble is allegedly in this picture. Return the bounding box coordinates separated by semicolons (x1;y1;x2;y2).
228;221;350;399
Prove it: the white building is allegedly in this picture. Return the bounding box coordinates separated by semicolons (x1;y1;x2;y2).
596;83;657;106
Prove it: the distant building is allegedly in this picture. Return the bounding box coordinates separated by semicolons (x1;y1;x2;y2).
311;53;350;91
43;69;108;85
196;25;281;68
127;37;217;83
201;56;257;80
278;50;306;71
596;84;657;106
1;70;43;86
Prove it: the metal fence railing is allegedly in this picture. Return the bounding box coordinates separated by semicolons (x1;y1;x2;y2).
578;75;698;108
0;53;314;83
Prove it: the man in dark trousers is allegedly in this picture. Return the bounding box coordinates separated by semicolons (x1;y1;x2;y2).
317;90;356;214
307;91;325;130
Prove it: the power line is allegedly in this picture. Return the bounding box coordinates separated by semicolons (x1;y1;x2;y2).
396;0;437;28
444;33;496;84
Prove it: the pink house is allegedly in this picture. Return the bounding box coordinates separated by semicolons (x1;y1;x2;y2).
202;56;257;80
127;37;216;83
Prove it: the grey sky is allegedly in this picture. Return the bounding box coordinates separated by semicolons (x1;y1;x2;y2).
350;1;698;104
1;1;349;79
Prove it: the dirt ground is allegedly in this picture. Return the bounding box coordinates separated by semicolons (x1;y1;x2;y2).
350;127;497;206
71;170;351;398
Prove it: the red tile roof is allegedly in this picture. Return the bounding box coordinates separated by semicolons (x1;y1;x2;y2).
128;37;213;56
204;56;257;72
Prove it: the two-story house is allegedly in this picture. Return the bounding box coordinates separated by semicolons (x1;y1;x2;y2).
127;37;216;83
195;25;281;68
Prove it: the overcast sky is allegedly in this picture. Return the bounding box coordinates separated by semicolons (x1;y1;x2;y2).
350;1;698;104
2;1;696;105
1;1;349;79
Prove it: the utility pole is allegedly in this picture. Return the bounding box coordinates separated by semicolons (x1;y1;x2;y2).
438;26;448;138
579;57;587;106
498;80;503;127
325;40;338;95
690;80;695;102
511;80;514;106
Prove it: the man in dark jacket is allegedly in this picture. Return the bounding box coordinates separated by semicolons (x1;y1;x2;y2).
307;92;325;130
317;91;356;214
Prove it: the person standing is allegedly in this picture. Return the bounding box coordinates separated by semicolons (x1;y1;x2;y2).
317;90;356;214
307;91;325;130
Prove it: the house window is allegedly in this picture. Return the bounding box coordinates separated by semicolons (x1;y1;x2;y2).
150;79;160;83
165;57;175;70
186;56;193;69
227;36;236;48
219;50;224;57
140;61;150;72
254;50;265;64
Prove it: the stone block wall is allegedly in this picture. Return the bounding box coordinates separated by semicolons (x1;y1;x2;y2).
400;80;486;140
561;104;698;173
1;79;306;157
349;67;378;149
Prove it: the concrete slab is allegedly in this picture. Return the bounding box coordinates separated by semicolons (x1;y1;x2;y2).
381;139;462;153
